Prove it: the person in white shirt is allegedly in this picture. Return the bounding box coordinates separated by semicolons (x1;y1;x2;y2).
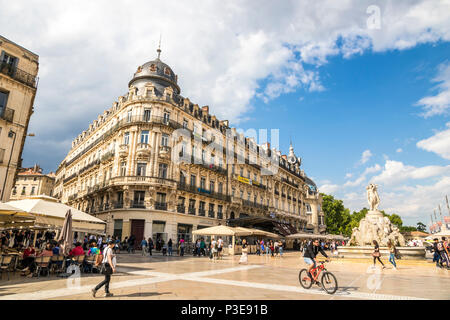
92;240;116;298
211;237;218;262
217;237;224;259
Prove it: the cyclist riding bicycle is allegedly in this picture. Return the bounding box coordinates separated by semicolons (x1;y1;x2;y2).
303;239;330;283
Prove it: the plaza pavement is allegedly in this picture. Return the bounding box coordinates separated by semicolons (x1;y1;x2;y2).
0;251;448;300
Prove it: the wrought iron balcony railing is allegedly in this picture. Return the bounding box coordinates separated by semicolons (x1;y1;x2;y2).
0;62;38;89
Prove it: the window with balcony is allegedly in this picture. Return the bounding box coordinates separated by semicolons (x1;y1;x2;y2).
163;112;170;124
217;205;223;219
200;177;206;190
158;163;168;179
31;186;35;195
0;91;8;117
126;110;132;123
210;180;215;193
177;197;185;213
199;201;206;216
116;191;124;208
190;174;196;187
179;172;186;185
133;191;145;208
143;109;151;122
140;130;149;144
306;204;312;214
21;186;26;195
208;203;215;218
188;199;196;214
218;182;223;194
156;192;167;210
136;163;147;176
183;119;188;129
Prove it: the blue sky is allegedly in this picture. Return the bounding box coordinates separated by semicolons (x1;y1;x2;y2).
1;0;449;228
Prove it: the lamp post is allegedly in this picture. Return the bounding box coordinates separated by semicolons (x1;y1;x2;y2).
1;131;35;201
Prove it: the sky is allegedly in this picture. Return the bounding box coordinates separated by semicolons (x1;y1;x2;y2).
1;0;450;227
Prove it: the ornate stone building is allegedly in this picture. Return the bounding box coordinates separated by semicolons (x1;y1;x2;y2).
54;50;324;244
10;164;55;200
0;35;39;202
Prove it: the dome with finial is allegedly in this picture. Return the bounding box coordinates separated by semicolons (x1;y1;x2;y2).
129;46;180;95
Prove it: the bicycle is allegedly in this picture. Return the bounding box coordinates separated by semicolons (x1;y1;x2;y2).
299;260;338;294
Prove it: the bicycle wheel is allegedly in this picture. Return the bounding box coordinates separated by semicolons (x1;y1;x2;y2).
321;271;338;294
298;269;313;289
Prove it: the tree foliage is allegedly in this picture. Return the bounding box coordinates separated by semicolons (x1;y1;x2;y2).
416;222;426;232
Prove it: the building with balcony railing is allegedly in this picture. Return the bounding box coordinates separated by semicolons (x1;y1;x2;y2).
55;48;325;245
0;35;39;201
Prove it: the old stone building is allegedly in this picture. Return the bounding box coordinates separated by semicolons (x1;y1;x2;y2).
0;35;39;202
10;164;55;200
54;49;324;244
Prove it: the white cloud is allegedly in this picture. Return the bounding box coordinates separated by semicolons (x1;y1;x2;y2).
359;149;373;165
416;62;450;118
371;160;450;185
396;148;403;153
416;122;450;160
344;164;381;187
345;173;353;179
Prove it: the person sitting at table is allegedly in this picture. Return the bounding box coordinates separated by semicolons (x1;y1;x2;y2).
37;243;54;257
52;241;61;255
69;242;85;257
21;244;36;276
88;242;100;256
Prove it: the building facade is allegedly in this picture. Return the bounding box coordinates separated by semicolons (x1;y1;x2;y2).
54;50;325;244
10;164;55;200
0;35;39;202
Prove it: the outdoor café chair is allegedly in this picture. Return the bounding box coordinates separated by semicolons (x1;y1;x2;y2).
50;255;65;274
83;255;96;273
0;255;14;281
34;256;52;278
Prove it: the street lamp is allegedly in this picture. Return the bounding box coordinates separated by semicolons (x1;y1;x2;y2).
1;131;35;201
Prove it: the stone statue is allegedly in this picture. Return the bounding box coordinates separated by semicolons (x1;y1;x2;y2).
348;184;406;247
366;183;380;211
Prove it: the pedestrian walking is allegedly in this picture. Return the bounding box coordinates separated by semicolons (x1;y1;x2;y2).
387;240;397;270
372;240;386;269
179;238;185;256
217;237;223;259
148;237;153;256
278;240;284;257
141;238;148;256
168;239;173;256
92;240;116;298
239;239;248;264
211;236;218;262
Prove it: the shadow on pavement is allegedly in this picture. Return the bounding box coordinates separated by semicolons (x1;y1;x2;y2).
113;291;171;298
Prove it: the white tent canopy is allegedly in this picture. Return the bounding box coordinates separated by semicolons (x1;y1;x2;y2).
192;225;253;236
6;196;106;233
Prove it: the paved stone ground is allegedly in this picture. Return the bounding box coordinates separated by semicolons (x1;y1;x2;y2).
0;252;448;300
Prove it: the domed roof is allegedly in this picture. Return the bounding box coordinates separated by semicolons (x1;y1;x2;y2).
129;49;180;94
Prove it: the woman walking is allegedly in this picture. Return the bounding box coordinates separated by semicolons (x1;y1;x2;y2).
239;239;248;264
92;240;116;298
372;240;386;269
387;240;397;270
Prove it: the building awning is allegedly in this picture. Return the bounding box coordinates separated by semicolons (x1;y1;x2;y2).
227;216;298;236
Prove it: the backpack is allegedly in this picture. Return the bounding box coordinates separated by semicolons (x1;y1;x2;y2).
437;241;444;251
214;242;218;250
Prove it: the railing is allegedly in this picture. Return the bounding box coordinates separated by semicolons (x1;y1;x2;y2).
281;177;299;188
242;199;269;211
217;211;223;219
131;201;146;209
177;205;185;213
0;62;38;89
274;190;279;195
177;182;229;201
208;210;215;218
101;151;115;162
155;202;167;210
113;202;124;209
0;107;14;122
198;208;205;216
188;207;196;215
189;156;227;175
63;172;78;184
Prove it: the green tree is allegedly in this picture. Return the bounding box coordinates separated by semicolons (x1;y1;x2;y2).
321;194;352;236
388;213;403;228
416;222;426;232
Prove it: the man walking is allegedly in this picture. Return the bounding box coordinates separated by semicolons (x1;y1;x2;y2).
141;238;148;256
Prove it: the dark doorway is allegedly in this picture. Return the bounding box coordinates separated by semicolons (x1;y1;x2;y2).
130;219;145;247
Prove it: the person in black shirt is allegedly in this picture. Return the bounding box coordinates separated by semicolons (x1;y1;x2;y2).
303;239;329;278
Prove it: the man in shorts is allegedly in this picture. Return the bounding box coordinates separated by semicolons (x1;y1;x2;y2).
303;239;329;285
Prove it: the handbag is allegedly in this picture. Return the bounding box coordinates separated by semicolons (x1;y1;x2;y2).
101;248;113;275
372;251;380;257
